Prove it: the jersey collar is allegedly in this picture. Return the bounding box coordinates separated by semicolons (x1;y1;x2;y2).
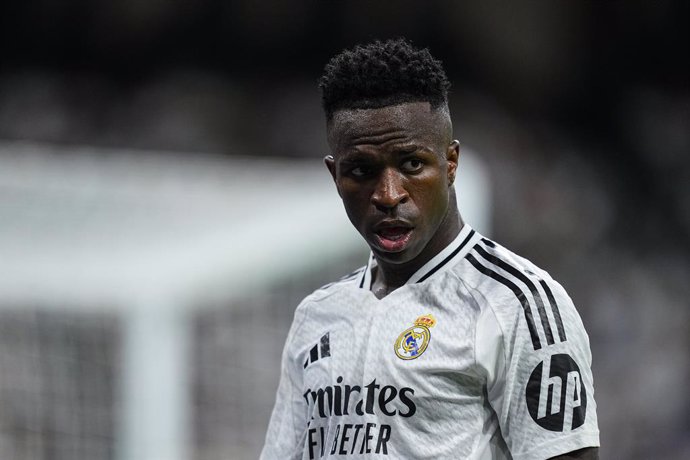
357;224;478;290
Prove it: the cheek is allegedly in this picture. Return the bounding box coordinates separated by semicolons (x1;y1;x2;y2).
338;183;365;204
338;185;370;222
415;176;449;219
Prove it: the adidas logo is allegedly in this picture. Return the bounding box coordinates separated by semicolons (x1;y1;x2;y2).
304;332;331;369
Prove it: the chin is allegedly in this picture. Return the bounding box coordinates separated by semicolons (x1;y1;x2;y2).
371;245;419;265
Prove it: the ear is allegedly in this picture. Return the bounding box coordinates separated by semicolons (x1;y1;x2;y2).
446;140;460;186
324;154;337;183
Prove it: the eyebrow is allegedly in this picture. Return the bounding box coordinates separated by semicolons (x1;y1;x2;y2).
339;143;425;160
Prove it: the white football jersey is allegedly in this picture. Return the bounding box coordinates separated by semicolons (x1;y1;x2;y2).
261;225;599;460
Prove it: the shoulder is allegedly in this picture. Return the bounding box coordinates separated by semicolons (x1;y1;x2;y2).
456;235;585;351
312;265;366;299
461;236;556;294
293;265;366;315
284;266;366;352
317;265;367;292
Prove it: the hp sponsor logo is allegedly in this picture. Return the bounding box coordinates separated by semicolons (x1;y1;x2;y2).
526;354;587;432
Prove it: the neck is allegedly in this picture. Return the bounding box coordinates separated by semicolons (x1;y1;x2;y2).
371;207;463;299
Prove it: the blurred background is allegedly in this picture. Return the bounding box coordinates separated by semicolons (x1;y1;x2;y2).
0;1;688;459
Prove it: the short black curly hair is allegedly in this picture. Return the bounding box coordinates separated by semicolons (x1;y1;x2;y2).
319;38;451;120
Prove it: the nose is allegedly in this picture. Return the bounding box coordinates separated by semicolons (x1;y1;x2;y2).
371;167;409;210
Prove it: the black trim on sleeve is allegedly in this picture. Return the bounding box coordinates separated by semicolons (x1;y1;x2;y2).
474;243;555;346
466;253;542;350
539;279;567;342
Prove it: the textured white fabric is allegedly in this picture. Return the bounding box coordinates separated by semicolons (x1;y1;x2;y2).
261;225;599;459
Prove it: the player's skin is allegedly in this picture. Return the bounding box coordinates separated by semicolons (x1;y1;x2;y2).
325;101;462;299
324;101;599;460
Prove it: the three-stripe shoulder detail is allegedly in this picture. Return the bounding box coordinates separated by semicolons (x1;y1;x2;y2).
465;239;567;350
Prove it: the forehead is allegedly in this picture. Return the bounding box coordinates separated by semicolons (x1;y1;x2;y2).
327;102;449;151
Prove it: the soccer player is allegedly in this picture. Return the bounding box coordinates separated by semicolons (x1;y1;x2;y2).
261;38;599;460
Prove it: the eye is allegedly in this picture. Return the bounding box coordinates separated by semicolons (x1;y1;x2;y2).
401;159;423;173
351;166;371;177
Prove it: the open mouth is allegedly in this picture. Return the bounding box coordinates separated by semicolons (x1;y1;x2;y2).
374;227;414;252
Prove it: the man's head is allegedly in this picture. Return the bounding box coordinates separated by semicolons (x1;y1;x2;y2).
320;39;462;269
319;38;451;121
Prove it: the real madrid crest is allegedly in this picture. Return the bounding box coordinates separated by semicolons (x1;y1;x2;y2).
394;314;436;360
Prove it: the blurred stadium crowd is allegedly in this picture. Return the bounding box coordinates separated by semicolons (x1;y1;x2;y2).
0;1;688;459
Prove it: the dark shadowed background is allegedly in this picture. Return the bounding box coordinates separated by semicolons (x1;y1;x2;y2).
0;1;688;459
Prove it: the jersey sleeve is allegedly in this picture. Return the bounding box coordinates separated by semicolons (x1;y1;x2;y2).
476;276;600;460
260;302;310;460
